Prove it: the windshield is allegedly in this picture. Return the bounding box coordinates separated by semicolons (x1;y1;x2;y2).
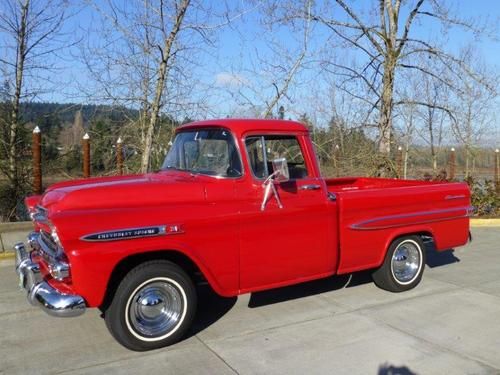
161;128;242;177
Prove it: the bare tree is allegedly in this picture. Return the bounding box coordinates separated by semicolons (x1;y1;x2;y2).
410;68;447;173
422;81;446;173
0;0;68;208
303;0;494;157
261;0;313;118
215;0;314;119
395;99;417;179
451;48;498;178
140;0;190;172
82;0;242;172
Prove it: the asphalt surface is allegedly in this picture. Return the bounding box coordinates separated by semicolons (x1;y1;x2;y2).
0;227;499;375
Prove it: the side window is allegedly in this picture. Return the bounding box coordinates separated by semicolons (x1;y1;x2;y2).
245;135;309;180
245;137;267;179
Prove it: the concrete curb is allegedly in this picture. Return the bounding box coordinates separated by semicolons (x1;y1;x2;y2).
470;218;500;227
0;222;32;231
0;221;32;255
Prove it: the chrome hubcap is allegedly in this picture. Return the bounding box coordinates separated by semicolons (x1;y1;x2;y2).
129;281;183;338
391;241;421;284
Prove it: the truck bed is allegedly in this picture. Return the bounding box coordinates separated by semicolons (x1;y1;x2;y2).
325;177;472;275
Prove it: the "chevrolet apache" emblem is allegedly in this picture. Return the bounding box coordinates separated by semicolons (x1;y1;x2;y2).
81;225;183;242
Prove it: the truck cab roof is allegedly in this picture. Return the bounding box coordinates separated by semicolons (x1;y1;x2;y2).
178;118;309;136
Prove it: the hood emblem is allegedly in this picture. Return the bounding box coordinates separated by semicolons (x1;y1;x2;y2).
81;225;183;242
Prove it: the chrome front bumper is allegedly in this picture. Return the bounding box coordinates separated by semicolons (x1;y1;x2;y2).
14;239;86;318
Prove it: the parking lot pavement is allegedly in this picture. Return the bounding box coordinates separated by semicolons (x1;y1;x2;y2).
1;227;499;374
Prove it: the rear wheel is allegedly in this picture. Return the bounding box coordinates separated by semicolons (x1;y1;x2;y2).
104;260;196;351
372;235;426;292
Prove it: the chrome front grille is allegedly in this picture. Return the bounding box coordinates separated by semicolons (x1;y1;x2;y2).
40;230;58;254
35;230;60;264
28;231;70;281
30;205;65;262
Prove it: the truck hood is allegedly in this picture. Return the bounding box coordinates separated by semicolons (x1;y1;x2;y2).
40;172;206;212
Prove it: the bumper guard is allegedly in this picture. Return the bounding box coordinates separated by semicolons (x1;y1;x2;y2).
14;239;86;318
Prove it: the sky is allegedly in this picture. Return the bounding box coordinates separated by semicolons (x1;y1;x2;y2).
1;0;499;144
50;0;499;97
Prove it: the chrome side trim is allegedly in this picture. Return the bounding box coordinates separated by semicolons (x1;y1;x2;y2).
445;194;466;200
350;206;473;231
81;224;183;242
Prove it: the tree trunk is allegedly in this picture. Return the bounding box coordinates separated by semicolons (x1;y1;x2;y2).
140;0;190;173
465;145;470;179
403;143;409;179
428;108;437;173
464;107;472;179
378;57;395;154
8;0;29;189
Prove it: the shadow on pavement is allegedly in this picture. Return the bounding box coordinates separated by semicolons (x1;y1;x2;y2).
188;285;237;337
248;270;373;308
378;363;416;375
186;272;373;338
425;242;460;268
186;242;459;338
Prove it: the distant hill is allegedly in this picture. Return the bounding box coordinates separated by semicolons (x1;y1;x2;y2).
19;102;140;126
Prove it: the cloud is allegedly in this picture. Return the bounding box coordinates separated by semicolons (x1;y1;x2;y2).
215;72;248;88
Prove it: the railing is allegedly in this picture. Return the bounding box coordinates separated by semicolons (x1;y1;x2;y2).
30;127;500;196
31;127;125;195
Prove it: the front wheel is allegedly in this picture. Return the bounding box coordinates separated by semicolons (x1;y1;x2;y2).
372;235;426;292
104;260;197;351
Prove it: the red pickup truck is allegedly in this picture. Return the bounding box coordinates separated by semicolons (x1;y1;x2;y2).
15;119;471;351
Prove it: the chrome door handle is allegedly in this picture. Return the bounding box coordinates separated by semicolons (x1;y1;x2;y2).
300;184;321;191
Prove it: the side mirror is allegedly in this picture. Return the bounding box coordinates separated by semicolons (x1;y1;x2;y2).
271;158;289;183
260;158;288;211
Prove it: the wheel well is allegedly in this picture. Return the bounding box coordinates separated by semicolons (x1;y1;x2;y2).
100;250;205;311
416;231;435;243
392;231;434;245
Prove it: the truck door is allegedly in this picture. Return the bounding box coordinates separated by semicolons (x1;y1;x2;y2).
238;134;337;291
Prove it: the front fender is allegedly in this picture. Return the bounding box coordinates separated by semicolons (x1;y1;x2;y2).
68;237;237;307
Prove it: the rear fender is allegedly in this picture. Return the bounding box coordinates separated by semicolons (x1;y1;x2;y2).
382;226;435;258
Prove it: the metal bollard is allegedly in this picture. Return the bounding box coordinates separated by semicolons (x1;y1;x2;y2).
82;133;90;178
396;146;403;179
448;147;456;181
495;149;499;194
117;137;123;176
32;126;42;194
